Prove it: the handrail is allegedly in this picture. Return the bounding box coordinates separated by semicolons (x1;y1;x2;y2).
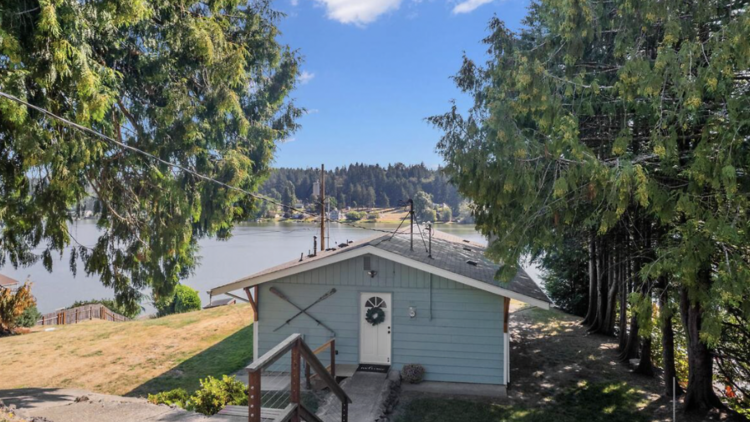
299;339;352;404
306;338;336;388
247;333;301;372
312;338;335;355
245;333;351;422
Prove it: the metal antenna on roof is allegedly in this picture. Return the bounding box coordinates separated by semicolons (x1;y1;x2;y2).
413;215;430;254
389;199;412;243
427;222;433;258
409;198;414;251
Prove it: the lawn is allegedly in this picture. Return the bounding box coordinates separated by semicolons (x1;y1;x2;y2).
396;381;650;422
0;304;254;397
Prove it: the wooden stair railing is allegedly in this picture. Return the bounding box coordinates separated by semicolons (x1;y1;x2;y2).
304;338;335;389
245;334;352;422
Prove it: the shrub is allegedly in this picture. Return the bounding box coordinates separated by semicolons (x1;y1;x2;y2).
148;388;191;409
190;375;247;415
155;285;202;317
0;283;36;335
367;212;380;220
174;286;202;314
345;211;365;221
148;375;247;416
401;363;425;384
15;304;41;328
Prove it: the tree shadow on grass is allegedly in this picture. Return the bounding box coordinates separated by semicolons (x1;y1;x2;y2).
395;381;651;422
125;324;253;398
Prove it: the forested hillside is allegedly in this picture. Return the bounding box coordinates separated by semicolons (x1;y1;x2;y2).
259;163;462;211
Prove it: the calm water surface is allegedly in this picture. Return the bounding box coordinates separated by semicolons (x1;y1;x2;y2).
3;221;497;313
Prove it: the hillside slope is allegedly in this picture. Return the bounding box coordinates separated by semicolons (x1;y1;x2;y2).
0;304;254;397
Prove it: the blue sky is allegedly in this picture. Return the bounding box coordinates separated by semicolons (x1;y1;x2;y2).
273;0;531;169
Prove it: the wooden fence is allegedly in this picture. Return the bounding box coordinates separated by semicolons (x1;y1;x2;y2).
37;304;129;326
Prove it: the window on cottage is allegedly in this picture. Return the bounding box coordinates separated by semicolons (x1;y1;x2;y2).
365;297;387;308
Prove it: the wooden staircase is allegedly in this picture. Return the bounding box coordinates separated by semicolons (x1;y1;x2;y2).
217;334;352;422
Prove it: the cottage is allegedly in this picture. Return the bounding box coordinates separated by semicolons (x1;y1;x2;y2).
0;274;19;292
328;208;341;222
209;229;550;394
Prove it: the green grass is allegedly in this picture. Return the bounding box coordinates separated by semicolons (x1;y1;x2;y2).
127;323;253;396
395;382;650;422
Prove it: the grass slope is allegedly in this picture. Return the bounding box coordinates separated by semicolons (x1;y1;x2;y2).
0;304;254;397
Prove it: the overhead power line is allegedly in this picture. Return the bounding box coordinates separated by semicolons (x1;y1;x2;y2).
0;90;307;214
0;90;409;237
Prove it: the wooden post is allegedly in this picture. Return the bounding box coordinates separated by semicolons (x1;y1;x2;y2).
245;286;259;323
291;340;301;422
247;370;261;422
330;339;336;379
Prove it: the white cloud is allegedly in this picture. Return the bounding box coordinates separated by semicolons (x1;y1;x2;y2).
291;0;299;5
298;70;315;85
315;0;402;25
452;0;493;14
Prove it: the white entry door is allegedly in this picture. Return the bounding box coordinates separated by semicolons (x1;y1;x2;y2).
359;293;392;365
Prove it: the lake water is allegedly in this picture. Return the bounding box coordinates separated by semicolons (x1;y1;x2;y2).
3;221;512;314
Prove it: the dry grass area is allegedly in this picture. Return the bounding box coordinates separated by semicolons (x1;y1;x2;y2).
0;304;254;397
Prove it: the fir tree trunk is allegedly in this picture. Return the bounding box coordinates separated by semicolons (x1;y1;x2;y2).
603;247;618;336
634;336;654;376
619;259;640;363
634;280;654;376
583;233;598;326
618;252;629;351
680;281;724;412
589;239;608;333
660;287;683;397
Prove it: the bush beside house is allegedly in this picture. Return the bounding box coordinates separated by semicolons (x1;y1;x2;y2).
14;304;41;328
0;283;36;335
155;285;202;317
148;375;247;416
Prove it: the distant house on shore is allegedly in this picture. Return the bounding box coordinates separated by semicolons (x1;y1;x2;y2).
0;274;19;291
210;227;550;395
328;208;341;221
203;297;237;309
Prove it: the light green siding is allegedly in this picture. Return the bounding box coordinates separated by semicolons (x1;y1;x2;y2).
257;254;505;385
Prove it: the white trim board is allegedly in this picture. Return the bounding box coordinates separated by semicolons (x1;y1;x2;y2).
210;245;550;310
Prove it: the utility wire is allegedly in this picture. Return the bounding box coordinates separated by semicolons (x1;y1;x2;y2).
0;90;307;215
0;90;420;239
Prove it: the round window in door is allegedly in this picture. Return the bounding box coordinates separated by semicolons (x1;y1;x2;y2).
364;296;387;326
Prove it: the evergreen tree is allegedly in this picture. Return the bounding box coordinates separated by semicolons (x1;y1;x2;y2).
431;0;749;413
0;0;301;306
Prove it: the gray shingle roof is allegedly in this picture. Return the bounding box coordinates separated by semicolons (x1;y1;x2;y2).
211;226;550;306
373;230;549;304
